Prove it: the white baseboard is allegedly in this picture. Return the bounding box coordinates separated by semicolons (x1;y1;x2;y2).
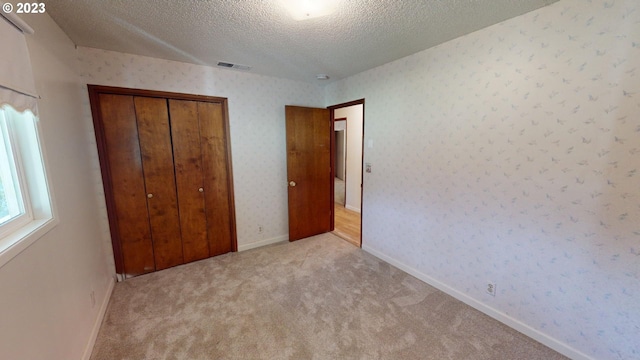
238;235;289;252
362;244;593;360
82;276;115;360
345;204;361;213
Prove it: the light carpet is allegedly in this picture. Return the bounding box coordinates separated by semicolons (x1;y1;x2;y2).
90;233;567;360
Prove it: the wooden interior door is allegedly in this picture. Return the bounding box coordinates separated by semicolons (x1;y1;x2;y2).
90;85;238;279
98;94;155;277
285;105;332;241
169;99;210;263
134;96;184;270
198;101;234;256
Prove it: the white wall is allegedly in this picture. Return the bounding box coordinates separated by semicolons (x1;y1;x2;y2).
77;47;325;252
0;14;114;360
334;105;363;212
325;1;639;359
335;128;346;181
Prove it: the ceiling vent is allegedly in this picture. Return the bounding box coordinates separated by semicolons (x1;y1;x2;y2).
217;61;252;71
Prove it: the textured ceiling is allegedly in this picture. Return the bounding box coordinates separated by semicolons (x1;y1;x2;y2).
45;0;559;83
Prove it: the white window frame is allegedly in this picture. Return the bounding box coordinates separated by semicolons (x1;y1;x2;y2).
0;105;56;268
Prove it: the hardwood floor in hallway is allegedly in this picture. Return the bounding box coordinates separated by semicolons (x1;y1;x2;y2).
333;203;361;247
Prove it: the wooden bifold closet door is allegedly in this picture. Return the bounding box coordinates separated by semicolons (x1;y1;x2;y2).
89;86;237;279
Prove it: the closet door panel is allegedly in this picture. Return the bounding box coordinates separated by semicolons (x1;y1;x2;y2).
198;102;233;256
99;94;154;277
169;99;209;262
134;97;184;270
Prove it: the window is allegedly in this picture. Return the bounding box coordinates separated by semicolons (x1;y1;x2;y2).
0;106;33;237
0;12;55;267
0;104;55;267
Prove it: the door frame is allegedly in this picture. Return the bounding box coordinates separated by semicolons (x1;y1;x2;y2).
328;99;365;245
88;85;238;276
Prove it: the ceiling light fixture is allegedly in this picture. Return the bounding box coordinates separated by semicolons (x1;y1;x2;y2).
316;74;330;80
279;0;339;21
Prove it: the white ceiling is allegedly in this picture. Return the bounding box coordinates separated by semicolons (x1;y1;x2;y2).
45;0;559;83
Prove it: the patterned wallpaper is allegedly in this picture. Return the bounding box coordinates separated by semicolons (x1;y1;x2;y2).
77;47;324;252
325;0;639;359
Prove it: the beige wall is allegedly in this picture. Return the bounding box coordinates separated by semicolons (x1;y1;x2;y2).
335;126;346;181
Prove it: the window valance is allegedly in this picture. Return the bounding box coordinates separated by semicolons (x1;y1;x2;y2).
0;11;38;113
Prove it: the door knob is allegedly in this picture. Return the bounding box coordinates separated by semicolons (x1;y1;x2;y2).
147;193;153;198
198;187;204;192
289;181;296;187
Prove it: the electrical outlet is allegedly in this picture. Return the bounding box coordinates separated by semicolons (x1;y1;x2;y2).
486;282;497;296
258;225;263;234
90;290;96;308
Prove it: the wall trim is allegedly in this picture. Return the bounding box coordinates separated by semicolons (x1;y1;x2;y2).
345;204;361;213
362;244;594;360
82;276;115;360
238;235;288;252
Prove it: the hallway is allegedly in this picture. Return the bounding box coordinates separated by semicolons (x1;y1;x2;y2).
333;203;360;247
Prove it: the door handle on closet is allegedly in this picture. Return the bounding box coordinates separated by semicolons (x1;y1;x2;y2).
198;187;204;193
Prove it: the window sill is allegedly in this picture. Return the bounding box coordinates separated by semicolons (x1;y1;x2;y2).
0;216;58;269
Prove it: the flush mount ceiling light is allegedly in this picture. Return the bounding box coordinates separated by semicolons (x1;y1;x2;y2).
279;0;339;21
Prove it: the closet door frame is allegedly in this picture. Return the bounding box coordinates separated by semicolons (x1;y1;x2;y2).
88;85;238;276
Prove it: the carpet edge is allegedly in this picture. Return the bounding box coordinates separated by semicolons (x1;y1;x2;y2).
362;244;593;360
238;235;289;252
82;276;116;360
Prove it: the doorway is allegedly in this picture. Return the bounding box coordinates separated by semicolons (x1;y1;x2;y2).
329;100;364;247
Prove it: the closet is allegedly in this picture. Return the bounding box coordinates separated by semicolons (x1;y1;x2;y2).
88;86;237;279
